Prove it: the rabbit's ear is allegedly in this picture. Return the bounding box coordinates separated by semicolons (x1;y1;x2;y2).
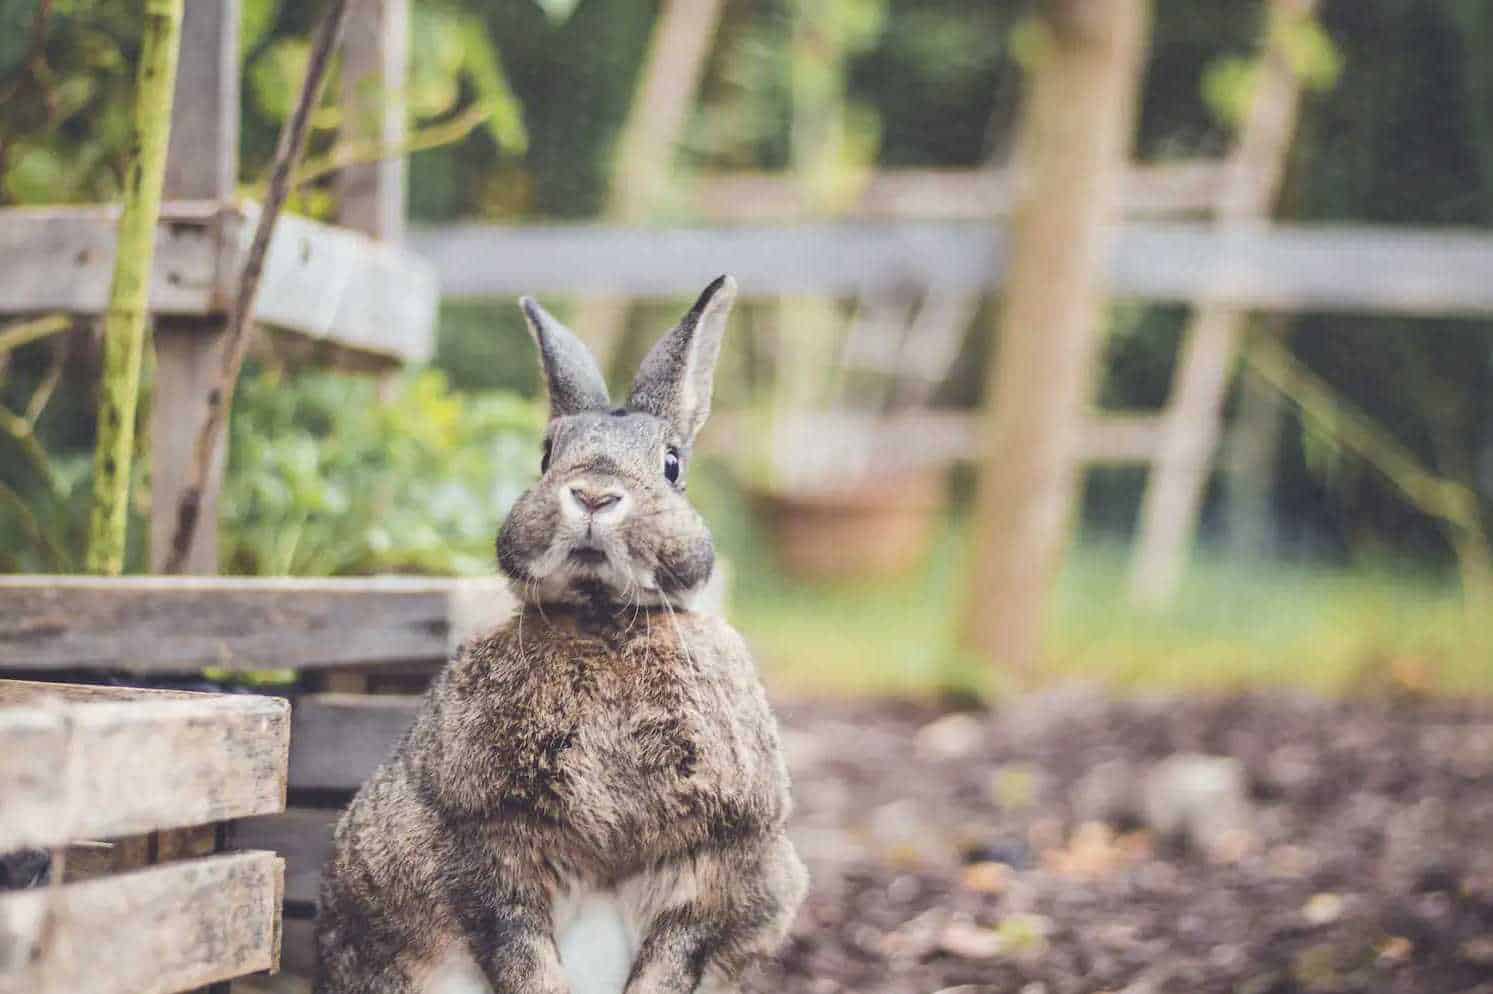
628;275;737;444
519;297;611;419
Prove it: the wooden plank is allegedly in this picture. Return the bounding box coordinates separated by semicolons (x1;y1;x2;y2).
163;0;239;201
337;0;408;242
0;851;283;994
0;203;225;315
406;220;1493;317
0;203;437;363
708;411;1162;468
689;161;1226;220
0;680;289;851
0;576;515;673
153;0;240;576
151;317;228;574
240;205;436;362
232;809;337;906
288;694;419;792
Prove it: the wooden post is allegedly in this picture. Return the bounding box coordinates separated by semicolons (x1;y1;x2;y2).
337;0;408;242
571;0;725;367
151;0;239;575
1223;322;1286;557
1127;0;1318;608
959;0;1149;674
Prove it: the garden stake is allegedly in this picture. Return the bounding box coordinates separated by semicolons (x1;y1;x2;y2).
85;0;184;576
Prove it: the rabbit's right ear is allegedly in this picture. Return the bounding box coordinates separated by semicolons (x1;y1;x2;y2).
519;297;610;419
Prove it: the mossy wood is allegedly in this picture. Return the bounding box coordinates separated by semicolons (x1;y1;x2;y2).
85;0;184;576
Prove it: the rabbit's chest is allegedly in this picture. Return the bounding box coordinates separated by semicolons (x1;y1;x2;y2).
548;668;763;834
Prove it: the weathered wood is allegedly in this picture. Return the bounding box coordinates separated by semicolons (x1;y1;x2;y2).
151;318;228;573
0;203;437;362
689;162;1226;220
708;410;1163;470
232;808;338;906
0;575;514;673
337;0;408;242
0;851;283;994
1128;0;1320;609
243;204;435;361
407;220;1493;316
960;0;1149;672
0;680;289;851
0;203;225;315
287;694;420;792
152;0;240;576
163;0;238;201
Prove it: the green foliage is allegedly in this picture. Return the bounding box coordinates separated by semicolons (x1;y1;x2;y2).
221;369;541;576
1;0;527;211
0;0;142;203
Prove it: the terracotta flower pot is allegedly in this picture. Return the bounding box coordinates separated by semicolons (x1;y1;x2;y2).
749;469;946;582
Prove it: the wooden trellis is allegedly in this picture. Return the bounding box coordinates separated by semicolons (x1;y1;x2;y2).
0;0;436;575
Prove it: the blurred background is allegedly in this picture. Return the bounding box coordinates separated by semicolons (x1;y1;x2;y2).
4;3;1493;992
4;0;1490;698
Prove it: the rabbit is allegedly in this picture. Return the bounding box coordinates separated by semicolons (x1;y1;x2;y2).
315;275;807;994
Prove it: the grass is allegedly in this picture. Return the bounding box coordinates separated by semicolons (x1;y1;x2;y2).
726;516;1493;701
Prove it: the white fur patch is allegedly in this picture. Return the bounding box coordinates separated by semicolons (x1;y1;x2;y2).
420;944;490;994
555;890;636;994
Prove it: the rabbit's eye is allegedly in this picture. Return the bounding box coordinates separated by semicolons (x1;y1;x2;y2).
663;448;681;484
540;440;552;474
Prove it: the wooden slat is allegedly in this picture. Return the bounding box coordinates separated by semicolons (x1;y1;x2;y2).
242;205;435;362
0;681;289;851
0;202;437;363
0;851;283;994
288;694;420;792
708;411;1163;469
408;220;1493;316
689;161;1225;220
232;809;338;906
0;203;225;315
0;576;515;673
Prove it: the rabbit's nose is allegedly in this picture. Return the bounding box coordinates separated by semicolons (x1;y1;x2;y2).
568;485;625;515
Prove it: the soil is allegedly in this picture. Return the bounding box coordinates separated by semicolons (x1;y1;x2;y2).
751;690;1493;994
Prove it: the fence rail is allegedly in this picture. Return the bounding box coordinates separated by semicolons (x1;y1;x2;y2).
409;221;1493;317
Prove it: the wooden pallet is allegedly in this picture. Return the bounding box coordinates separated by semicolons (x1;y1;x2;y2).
0;680;290;994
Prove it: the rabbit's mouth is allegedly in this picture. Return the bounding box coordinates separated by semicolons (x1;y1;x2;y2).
568;546;608;566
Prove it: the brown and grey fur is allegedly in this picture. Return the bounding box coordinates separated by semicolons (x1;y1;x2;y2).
316;277;807;994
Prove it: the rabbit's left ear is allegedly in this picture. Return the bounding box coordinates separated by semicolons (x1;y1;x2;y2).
628;275;737;445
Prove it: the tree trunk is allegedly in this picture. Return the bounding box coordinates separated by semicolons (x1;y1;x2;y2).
959;0;1149;675
1128;0;1319;609
86;0;185;576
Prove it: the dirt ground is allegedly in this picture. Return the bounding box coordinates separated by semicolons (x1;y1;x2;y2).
753;690;1493;994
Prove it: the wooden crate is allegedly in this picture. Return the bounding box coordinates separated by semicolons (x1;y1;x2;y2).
0;680;290;994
